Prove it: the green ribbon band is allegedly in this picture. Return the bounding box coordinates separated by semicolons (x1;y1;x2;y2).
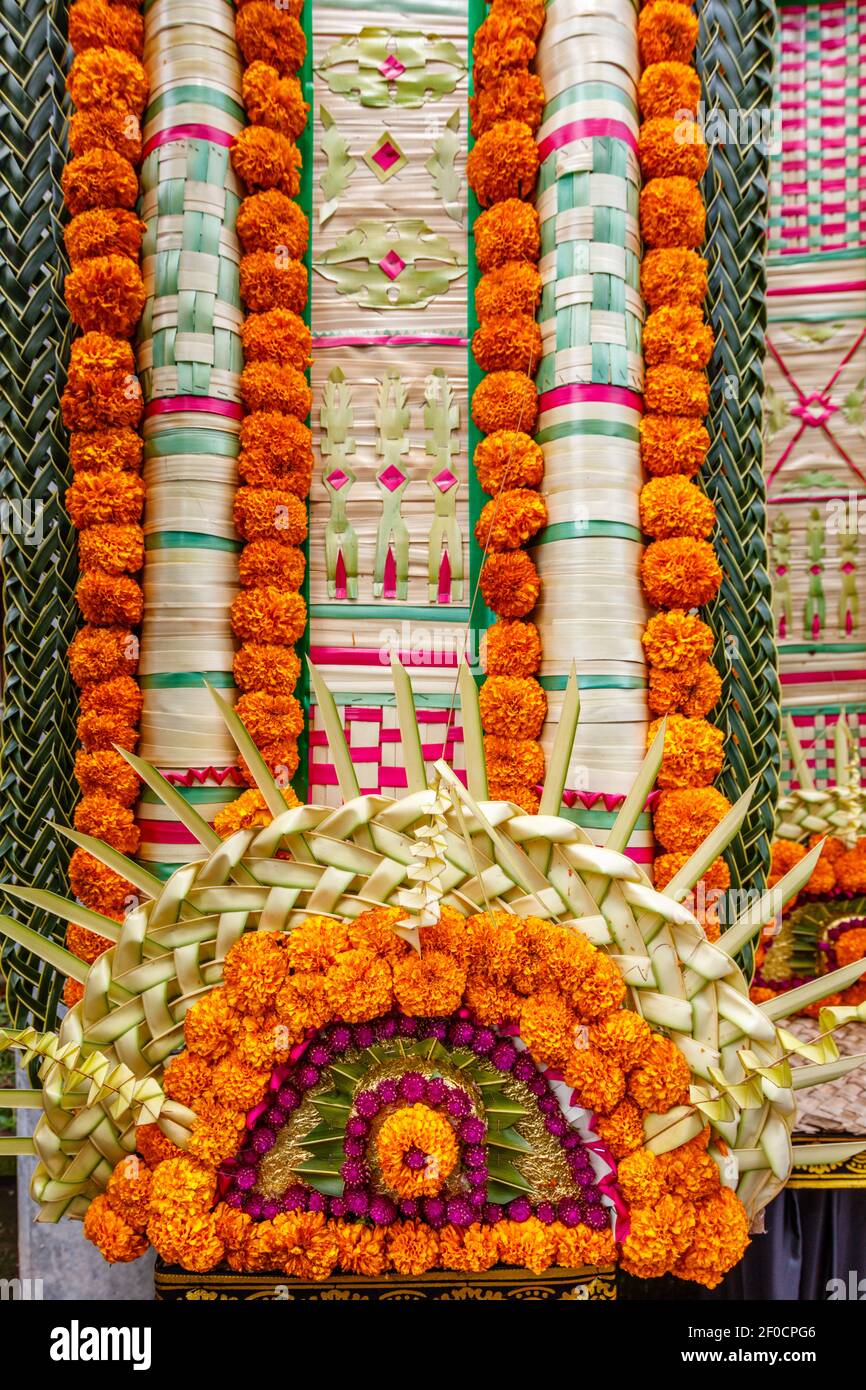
145;532;243;553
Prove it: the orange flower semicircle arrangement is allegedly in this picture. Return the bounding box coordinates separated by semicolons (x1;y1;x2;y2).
85;906;749;1288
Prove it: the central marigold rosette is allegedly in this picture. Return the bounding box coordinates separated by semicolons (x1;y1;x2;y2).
375;1103;460;1198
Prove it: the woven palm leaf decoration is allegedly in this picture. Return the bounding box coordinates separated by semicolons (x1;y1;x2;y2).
1;663;864;1287
694;0;782;908
0;0;79;1030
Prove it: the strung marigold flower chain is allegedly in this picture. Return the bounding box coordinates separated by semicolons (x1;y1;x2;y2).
224;0;311;821
635;0;731;931
467;0;548;816
60;0;150;993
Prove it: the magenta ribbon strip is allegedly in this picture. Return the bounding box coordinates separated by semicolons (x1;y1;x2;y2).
538;383;644;413
144;396;244;420
313;334;470;348
142;123;236;158
537;117;638;160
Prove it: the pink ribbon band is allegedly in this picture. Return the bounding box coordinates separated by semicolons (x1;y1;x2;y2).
144;396;243;420
539;383;644;413
142;123;235;158
538;118;638;160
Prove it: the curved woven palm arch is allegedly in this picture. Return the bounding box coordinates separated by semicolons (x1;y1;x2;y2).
694;0;782;925
3;667;865;1224
0;0;78;1030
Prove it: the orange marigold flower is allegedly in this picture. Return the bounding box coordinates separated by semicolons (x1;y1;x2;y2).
628;1033;691;1111
484;734;544;785
418;905;471;968
184;987;239;1059
486;776;540;813
563;1048;626;1114
236;190;309;259
590;1008;653;1069
475;488;547;552
835;926;866;967
654;786;732;854
649;712;724;790
164;1051;215;1107
475;262;542;322
63;977;84;1007
473;429;544;494
438;1223;499;1273
638;0;699;66
67;46;149;114
324;947;392;1022
68;106;142;164
235;1009;289;1068
386;1220;441;1276
70;427;142;474
241;361;311;419
393;949;466;1016
105;1156;152;1233
241;308;311;370
79;671;141;723
232;125;301;197
147;1210;225;1272
242;60;308;140
809;833;847;865
68;845;134;913
234;486;308;544
233;641;301;693
658;1137;721;1200
211;1056;270;1111
64;207;144;265
491;0;546;41
620;1193;696;1278
61;367;142;433
642;608;714;669
472;12;537;89
239;251;308;315
472;370;538;435
498;1216;559;1275
641;247;708;309
640;475;715;540
66;920;114;964
483;618;542;677
76;707;138;753
472;314;542;375
640;413;709;478
566;953;627;1021
344;907;409;963
69;0;143;56
674;1187;749;1288
69;623;138;685
640;177;705;249
65;254;146;337
644;364;709;418
474;198;541;272
377;1103;460;1198
803;852;836;897
654;850;730;895
238;538;305;590
638;60;701;119
275;970;331;1038
223;930;288;1013
467;120;539;207
335;1221;388;1276
643;304;714;372
78;522;144;574
240;408;312;471
479;550;541;618
84;1193;148;1263
135;1123;181;1168
74;791;140;854
62;149;139;217
230;585;306;644
464;973;523;1026
641;537;722;608
213;785;300;838
617;1148;666;1207
286;916;352;973
235;690;304;746
235;1;306;79
238;737;300;787
835;840;866;895
767;838;807;893
554;1221;617;1268
648;660;722;718
639;117;708;181
519;990;578;1069
470;68;546;136
479;674;546;738
75;571;143;626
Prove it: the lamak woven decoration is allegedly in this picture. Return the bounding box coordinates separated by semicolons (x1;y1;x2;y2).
1;664;865;1288
695;0;782;905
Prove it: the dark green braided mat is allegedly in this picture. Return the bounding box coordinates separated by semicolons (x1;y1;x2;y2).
0;0;77;1030
695;0;781;940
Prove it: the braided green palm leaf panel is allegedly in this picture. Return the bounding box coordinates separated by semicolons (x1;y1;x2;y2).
0;0;77;1030
695;0;781;914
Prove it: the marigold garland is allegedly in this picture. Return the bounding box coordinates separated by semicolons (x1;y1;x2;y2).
60;13;146;975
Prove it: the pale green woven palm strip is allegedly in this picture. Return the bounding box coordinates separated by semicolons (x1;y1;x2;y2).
0;0;77;1031
695;0;781;922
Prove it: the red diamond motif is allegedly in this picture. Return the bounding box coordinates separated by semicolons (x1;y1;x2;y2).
379;250;406;281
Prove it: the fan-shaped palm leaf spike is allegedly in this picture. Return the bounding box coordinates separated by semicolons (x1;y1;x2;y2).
777;712;865;846
1;661;865;1226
